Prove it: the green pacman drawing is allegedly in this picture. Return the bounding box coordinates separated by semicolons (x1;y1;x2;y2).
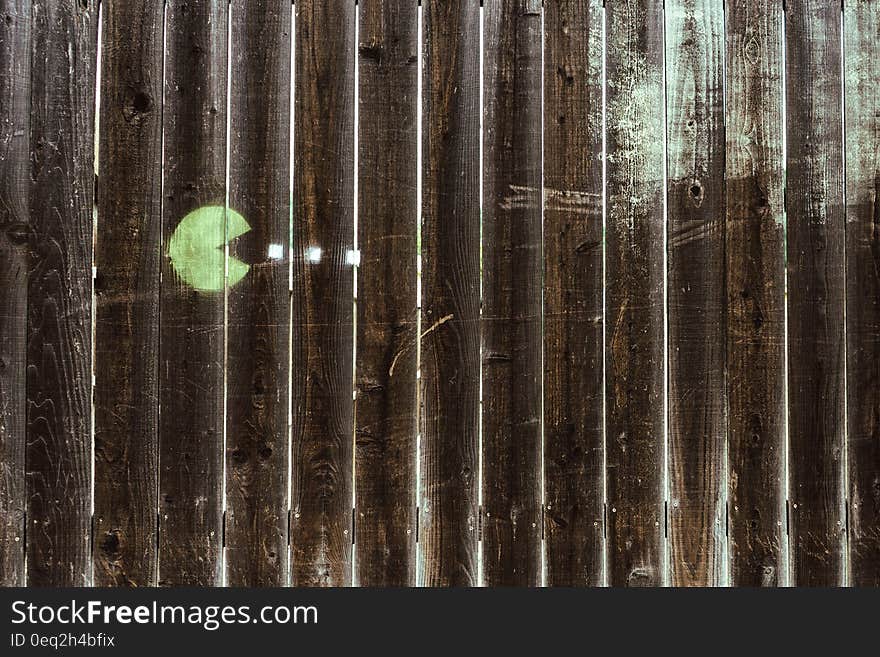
168;205;251;292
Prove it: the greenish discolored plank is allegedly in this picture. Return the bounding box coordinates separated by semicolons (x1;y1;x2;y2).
225;0;291;588
785;0;846;587
844;0;880;587
419;0;481;587
291;0;355;587
543;0;605;587
725;0;787;587
665;0;727;587
355;0;418;587
26;0;98;587
604;0;667;587
0;0;30;587
159;0;227;586
482;0;543;587
93;0;163;588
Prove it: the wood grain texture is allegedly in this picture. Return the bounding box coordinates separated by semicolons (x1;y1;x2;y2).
725;0;787;587
785;0;846;587
225;0;291;587
543;0;604;587
159;0;227;586
93;0;163;588
291;0;355;587
665;0;726;587
844;0;880;587
355;0;418;587
604;0;667;587
482;0;543;587
419;0;480;587
0;0;29;587
26;0;97;587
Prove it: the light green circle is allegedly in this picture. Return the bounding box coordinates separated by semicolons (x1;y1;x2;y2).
168;205;251;292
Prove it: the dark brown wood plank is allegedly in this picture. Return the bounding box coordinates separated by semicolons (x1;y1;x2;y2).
0;0;29;587
159;0;227;586
26;0;97;587
225;0;291;588
725;0;787;587
604;0;667;587
290;0;355;587
481;0;543;587
355;0;418;587
785;0;846;587
665;0;727;587
844;0;880;587
419;0;480;586
93;0;163;588
543;0;604;588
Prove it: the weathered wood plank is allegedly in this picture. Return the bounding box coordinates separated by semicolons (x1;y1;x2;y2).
26;0;97;587
355;0;418;587
225;0;291;587
844;0;880;587
481;0;543;587
665;0;726;587
725;0;787;587
604;0;667;587
93;0;163;587
290;0;355;587
159;0;227;586
785;0;846;587
543;0;605;588
419;0;480;586
0;0;30;587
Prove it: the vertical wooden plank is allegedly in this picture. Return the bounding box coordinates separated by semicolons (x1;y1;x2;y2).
225;0;291;588
604;0;666;587
785;0;846;586
355;0;418;586
725;0;787;587
26;0;97;587
0;0;29;587
844;0;880;587
419;0;480;586
543;0;604;587
159;0;227;586
93;0;163;587
482;0;543;587
665;0;726;586
291;0;355;587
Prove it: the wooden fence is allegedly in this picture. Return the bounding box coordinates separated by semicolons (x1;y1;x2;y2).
0;0;877;587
